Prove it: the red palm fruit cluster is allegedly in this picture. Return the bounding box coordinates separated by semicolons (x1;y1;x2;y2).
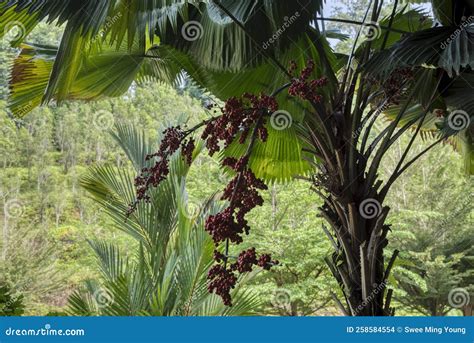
207;264;237;306
382;67;414;104
200;94;282;305
288;59;328;103
231;248;277;273
231;248;258;273
127;126;194;214
201;93;278;155
206;151;278;305
130;61;325;304
208;248;278;305
205;157;267;245
181;137;195;165
257;254;276;270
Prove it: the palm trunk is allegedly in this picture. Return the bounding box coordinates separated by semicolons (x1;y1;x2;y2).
462;304;472;316
320;193;396;316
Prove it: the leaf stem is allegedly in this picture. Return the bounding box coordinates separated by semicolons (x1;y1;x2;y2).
315;17;408;34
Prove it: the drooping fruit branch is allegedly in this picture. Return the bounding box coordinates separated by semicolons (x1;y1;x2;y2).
129;60;328;306
204;65;328;305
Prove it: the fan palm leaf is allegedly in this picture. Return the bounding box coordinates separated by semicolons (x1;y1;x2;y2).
2;0;473;181
3;0;337;182
365;25;474;78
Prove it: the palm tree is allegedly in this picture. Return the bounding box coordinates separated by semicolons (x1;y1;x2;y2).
67;123;260;316
1;0;472;315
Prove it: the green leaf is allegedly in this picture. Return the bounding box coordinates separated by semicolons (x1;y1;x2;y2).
142;30;338;182
70;123;262;315
87;240;128;282
366;25;474;78
8;44;56;117
370;7;433;50
156;0;324;71
223;125;312;182
9;40;147;117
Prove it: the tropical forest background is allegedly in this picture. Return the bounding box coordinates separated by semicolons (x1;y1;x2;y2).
0;0;472;317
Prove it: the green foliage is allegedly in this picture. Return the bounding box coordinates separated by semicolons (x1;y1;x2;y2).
3;0;472;184
68;123;261;316
366;26;474;78
382;139;473;315
243;182;339;316
0;283;25;316
0;1;472;316
0;25;207;313
394;251;471;315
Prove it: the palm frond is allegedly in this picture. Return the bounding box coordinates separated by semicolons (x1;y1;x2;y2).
443;72;474;115
8;44;55;117
368;7;433;49
8;41;147;117
111;122;155;171
66;288;96;316
142;30;338;182
69;122;261;316
87;240;128;282
366;25;474;78
156;0;324;71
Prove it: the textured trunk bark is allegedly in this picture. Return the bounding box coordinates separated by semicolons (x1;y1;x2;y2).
318;184;397;316
462;304;472;316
